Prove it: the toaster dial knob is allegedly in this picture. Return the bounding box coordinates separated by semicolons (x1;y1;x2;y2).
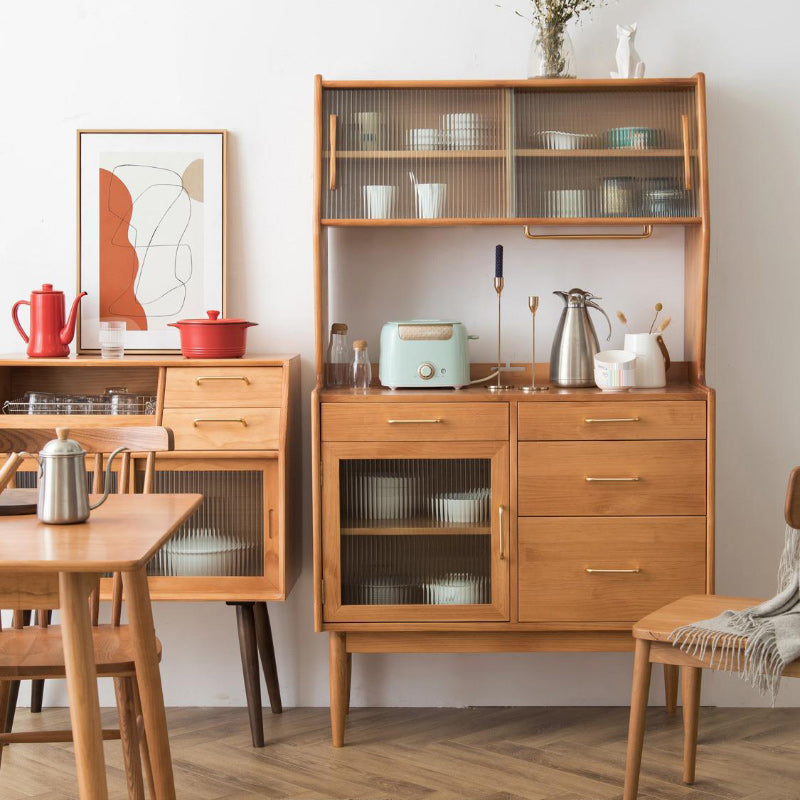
418;362;435;380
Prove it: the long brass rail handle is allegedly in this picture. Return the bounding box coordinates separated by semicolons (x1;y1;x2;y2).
584;417;639;424
498;505;506;560
193;417;248;427
681;114;693;191
585;568;641;574
585;476;640;482
523;225;653;241
387;418;442;424
195;376;250;385
329;114;338;191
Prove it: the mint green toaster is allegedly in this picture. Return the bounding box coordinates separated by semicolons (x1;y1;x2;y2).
379;320;475;390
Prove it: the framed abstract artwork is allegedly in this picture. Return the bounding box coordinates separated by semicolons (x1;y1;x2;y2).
77;130;227;353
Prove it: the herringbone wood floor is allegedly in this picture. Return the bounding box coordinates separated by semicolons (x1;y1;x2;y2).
1;706;799;799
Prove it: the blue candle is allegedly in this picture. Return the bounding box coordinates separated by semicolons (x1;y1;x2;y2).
495;245;503;278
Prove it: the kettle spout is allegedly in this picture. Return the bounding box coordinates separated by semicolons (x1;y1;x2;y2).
553;290;569;303
60;292;88;345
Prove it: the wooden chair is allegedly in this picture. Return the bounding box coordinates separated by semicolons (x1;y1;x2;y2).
0;426;174;799
623;466;800;800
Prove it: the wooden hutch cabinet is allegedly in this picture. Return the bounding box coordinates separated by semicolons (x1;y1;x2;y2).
313;75;713;746
0;353;300;746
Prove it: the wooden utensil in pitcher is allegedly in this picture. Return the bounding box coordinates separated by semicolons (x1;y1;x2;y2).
0;452;25;494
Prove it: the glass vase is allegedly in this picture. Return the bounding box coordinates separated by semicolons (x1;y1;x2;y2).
528;22;576;79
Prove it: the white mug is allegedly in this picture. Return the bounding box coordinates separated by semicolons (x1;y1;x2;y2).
415;183;447;219
363;185;395;219
594;349;636;392
623;333;671;388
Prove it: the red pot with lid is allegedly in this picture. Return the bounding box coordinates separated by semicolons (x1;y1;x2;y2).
168;311;257;358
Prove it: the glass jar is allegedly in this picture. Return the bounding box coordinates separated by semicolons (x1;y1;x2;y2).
351;340;372;392
528;22;576;79
326;323;351;387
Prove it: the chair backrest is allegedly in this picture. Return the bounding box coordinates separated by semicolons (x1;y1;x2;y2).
0;426;173;629
786;467;800;529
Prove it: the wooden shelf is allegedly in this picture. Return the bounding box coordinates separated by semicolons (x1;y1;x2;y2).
515;148;693;158
325;150;506;159
321;217;702;227
342;518;490;536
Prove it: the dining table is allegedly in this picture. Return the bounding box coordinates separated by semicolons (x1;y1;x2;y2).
0;492;202;799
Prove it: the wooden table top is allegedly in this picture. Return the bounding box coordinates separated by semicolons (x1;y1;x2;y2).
0;494;201;572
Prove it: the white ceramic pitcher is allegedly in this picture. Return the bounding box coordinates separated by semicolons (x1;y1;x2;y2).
623;332;671;388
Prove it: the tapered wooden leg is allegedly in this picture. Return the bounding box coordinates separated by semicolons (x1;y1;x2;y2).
4;610;31;733
682;666;702;785
114;677;145;800
132;681;156;800
623;638;652;800
31;610;52;714
345;653;352;715
0;681;10;766
663;664;679;713
253;602;282;714
330;633;347;748
122;568;176;800
235;603;265;747
60;571;109;799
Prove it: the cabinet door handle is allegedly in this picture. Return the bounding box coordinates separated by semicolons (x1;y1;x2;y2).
682;114;693;191
193;417;248;427
386;418;442;424
329;114;338;191
195;375;250;385
585;476;640;482
585;568;641;574
498;505;506;560
584;417;639;424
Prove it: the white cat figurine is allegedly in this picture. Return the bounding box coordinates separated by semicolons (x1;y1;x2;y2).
610;23;645;79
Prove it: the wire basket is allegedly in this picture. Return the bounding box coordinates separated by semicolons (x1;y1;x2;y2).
3;394;157;416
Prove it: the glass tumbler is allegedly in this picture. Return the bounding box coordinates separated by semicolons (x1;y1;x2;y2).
99;321;126;359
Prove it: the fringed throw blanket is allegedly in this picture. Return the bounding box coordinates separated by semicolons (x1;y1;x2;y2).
670;525;800;703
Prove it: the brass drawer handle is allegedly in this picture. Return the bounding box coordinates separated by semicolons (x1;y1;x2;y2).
586;568;641;574
329;114;338;190
195;376;250;385
387;419;442;424
193;417;248;427
585;476;640;482
682;113;693;191
498;505;505;560
584;417;639;424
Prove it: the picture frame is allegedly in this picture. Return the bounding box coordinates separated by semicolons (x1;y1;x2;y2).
77;129;227;354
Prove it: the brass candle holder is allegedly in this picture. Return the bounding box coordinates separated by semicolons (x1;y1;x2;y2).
487;275;513;392
521;295;549;393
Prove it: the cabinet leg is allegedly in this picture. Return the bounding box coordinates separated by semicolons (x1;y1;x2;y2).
330;633;348;747
234;603;265;748
623;639;652;800
682;666;702;784
253;602;282;714
345;653;352;715
663;664;679;714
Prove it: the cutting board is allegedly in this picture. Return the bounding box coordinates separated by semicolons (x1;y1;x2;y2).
0;488;38;516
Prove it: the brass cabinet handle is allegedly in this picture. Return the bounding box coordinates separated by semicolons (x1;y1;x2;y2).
387;419;442;424
585;568;641;574
329;114;338;191
498;505;506;560
193;417;248;427
195;375;250;385
584;417;639;424
585;476;640;482
682;114;693;191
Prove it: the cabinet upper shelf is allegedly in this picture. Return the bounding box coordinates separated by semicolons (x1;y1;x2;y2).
316;77;707;226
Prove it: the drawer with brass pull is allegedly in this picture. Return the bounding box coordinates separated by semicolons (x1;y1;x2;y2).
164;367;283;408
518;440;706;516
321;403;508;442
518;517;707;622
162;407;281;450
518;401;706;441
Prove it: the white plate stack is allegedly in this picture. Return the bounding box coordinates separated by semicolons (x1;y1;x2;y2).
432;489;490;525
440;113;492;150
423;573;486;605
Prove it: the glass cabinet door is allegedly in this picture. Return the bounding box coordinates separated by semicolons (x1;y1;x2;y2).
322;441;509;621
322;88;511;222
514;86;700;221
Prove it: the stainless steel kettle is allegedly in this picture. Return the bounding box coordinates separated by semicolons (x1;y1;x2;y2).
549;288;612;387
35;428;126;524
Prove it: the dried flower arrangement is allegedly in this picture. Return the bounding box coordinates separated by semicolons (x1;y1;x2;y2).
616;302;671;335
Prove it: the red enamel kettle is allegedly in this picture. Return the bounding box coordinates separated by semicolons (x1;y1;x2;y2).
12;285;87;358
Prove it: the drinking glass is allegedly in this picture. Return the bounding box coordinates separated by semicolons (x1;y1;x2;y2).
99;321;126;359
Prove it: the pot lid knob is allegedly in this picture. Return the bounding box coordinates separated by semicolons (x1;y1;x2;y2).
41;427;85;456
41;284;53;292
206;310;220;320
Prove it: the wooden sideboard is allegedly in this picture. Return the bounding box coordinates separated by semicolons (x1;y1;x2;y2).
0;353;301;746
312;75;713;746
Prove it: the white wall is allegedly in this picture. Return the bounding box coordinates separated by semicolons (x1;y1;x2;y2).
1;0;798;709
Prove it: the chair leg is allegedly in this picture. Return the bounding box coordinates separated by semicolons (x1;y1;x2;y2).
3;681;20;734
114;677;145;800
132;680;156;800
623;638;653;800
234;603;265;747
30;610;51;714
0;681;10;767
330;633;348;748
253;602;282;714
682;666;702;785
663;664;679;713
